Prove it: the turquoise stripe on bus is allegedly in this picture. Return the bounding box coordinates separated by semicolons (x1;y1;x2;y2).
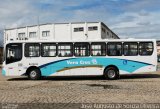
39;57;151;76
2;69;6;76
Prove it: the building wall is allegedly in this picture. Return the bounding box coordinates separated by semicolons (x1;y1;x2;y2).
157;41;160;56
54;24;70;40
4;22;119;44
101;23;119;39
87;23;101;40
0;47;3;64
27;26;39;39
157;46;160;56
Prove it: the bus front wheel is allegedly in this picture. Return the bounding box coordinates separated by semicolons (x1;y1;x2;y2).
28;68;41;80
104;67;119;80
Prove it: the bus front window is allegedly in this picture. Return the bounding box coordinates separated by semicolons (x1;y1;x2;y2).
6;43;22;64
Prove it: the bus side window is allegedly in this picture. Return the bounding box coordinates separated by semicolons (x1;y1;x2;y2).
58;43;73;57
58;53;62;57
91;42;106;56
107;42;122;56
74;42;90;57
41;43;57;57
139;42;153;56
123;42;138;56
25;43;40;57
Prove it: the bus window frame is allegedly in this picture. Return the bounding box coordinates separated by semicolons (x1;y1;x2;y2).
57;42;73;57
139;41;154;56
6;43;23;64
25;43;41;57
91;42;106;56
41;43;57;57
74;42;90;57
107;42;122;56
123;42;138;56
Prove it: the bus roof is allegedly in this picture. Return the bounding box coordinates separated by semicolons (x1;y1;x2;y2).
6;39;156;43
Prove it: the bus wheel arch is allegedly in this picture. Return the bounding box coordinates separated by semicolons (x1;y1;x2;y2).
103;65;120;80
26;66;41;80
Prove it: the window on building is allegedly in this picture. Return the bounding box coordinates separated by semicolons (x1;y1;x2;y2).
88;26;98;31
107;42;122;56
123;42;138;56
107;32;109;35
139;42;153;56
58;43;73;57
102;28;106;33
74;42;90;56
157;41;160;46
42;31;50;37
18;33;25;40
29;32;37;38
91;42;106;56
41;43;57;57
25;43;40;57
74;27;84;32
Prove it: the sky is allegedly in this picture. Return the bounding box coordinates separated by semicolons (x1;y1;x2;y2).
0;0;160;46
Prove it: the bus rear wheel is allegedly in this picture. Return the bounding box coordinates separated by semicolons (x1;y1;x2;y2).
104;67;119;80
28;69;41;80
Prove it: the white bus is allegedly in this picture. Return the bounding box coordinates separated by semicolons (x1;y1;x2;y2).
2;39;157;80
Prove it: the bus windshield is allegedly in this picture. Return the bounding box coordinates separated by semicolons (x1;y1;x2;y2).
6;43;22;64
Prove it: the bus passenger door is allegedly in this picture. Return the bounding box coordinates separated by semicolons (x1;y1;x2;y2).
6;43;22;76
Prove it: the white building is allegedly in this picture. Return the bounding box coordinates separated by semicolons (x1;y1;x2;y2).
4;22;119;43
157;41;160;55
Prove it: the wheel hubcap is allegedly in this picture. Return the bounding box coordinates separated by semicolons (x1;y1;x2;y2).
30;71;37;78
108;70;116;78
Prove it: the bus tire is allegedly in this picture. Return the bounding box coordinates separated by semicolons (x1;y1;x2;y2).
104;67;119;80
28;68;41;80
